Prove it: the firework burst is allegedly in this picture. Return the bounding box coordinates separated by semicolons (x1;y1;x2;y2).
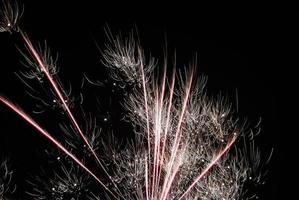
0;159;16;200
0;1;270;199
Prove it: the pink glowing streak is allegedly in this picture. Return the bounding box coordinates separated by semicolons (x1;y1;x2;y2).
152;91;159;199
161;160;181;200
157;68;176;190
0;96;118;199
139;48;150;200
144;154;149;200
19;32;119;192
161;70;194;199
178;134;238;200
152;86;166;199
153;62;167;195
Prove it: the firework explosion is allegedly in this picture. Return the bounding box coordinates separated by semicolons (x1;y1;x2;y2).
0;1;271;199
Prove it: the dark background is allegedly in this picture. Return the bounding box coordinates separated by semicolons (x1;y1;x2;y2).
0;0;296;199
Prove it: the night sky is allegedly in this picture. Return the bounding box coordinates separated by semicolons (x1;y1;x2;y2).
0;0;295;199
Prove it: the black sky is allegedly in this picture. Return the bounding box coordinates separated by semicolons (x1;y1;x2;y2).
0;0;296;199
